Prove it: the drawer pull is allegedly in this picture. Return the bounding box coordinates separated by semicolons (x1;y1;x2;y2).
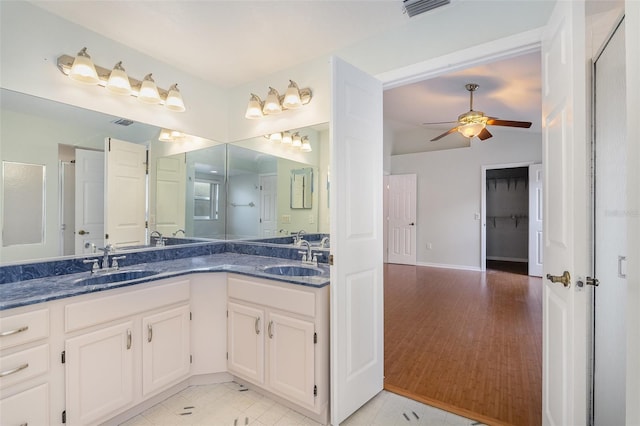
0;325;29;337
268;321;274;339
0;362;29;377
147;324;153;343
127;329;132;350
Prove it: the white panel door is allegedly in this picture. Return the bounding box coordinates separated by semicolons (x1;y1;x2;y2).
65;321;134;425
330;56;384;425
260;174;278;237
267;312;315;408
142;305;191;396
387;174;417;265
74;149;104;254
528;164;543;277
541;1;589;425
594;19;627;426
227;301;265;384
155;154;185;237
105;138;147;248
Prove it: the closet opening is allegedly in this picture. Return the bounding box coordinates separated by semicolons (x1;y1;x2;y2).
482;165;531;275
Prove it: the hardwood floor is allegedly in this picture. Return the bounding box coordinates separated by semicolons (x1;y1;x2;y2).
384;263;542;426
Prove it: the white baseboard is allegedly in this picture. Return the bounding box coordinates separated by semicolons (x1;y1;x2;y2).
415;261;482;272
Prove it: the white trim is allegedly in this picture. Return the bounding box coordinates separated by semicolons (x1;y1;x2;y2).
415;261;482;272
377;27;544;89
487;256;528;263
480;161;535;271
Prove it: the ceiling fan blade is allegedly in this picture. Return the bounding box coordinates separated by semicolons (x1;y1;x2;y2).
477;128;493;140
486;119;532;128
430;127;458;141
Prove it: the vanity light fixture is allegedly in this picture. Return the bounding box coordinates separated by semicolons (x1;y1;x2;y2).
68;47;100;84
292;133;302;148
300;136;312;152
138;74;161;104
244;80;312;119
158;128;184;142
57;48;187;112
106;61;132;95
264;131;312;153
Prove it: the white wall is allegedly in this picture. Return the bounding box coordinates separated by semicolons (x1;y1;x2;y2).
390;129;541;270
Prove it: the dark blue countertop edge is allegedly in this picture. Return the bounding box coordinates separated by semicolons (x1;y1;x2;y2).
0;238;330;285
0;252;330;311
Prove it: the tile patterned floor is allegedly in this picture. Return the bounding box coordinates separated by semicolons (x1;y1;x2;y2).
120;382;478;426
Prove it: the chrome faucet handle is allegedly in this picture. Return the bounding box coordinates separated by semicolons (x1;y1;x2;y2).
111;255;126;270
297;250;308;262
83;258;100;274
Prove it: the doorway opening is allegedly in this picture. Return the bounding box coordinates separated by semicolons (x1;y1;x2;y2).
485;166;529;274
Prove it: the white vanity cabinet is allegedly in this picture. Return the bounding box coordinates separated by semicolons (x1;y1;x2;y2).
64;277;191;425
0;308;51;425
227;274;329;423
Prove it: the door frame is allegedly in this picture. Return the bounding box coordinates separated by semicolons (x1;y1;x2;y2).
480;161;535;272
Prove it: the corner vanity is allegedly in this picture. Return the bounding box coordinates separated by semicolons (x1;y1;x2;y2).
0;242;330;425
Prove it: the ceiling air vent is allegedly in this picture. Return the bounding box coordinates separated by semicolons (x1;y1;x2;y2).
403;0;450;17
112;118;134;126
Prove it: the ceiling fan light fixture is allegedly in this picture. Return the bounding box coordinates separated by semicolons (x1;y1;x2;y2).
458;122;486;138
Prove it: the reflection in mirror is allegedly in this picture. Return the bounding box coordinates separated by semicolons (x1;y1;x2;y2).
2;161;45;246
290;167;313;209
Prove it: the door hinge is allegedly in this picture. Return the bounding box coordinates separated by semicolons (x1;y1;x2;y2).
314;332;317;344
329;254;334;266
62;410;67;423
61;350;66;364
190;355;193;364
226;352;228;360
145;220;148;229
313;385;317;397
190;312;193;321
108;138;111;152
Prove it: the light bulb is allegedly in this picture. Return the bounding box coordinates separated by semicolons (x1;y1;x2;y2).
165;84;186;112
106;61;131;95
138;74;161;104
282;131;293;145
245;94;263;119
300;136;312;152
292;133;302;148
457;122;486;138
262;87;282;115
269;133;282;142
282;80;302;109
69;47;99;84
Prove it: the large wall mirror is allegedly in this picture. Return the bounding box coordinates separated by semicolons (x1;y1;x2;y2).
0;88;329;265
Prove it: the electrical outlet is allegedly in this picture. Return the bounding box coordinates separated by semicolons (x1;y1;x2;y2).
474;213;481;220
427;243;433;250
309;214;315;224
281;215;291;224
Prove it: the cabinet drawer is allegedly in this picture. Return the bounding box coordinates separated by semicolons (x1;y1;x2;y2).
65;279;190;332
0;383;49;425
228;275;315;317
0;344;49;390
0;309;49;350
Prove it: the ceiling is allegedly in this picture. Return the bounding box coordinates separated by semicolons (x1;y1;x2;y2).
29;1;541;151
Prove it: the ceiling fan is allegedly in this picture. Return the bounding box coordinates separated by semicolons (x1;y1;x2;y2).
425;83;532;142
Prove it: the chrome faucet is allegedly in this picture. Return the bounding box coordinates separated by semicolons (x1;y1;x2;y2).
298;240;318;266
99;244;113;267
320;236;330;248
150;230;165;247
294;229;306;246
172;229;186;237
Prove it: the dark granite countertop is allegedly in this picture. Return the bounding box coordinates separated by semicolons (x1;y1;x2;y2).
0;253;330;311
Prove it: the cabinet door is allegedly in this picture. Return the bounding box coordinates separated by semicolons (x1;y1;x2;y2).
268;312;315;408
142;305;191;396
0;383;49;425
65;321;134;425
227;301;264;384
